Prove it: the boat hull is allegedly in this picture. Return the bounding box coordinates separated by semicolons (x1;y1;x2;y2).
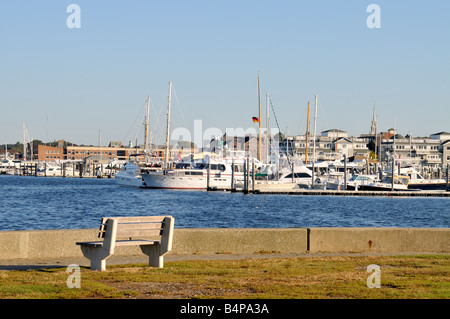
346;185;408;191
141;172;236;190
407;183;448;191
115;172;145;188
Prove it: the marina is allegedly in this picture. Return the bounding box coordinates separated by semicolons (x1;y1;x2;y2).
0;175;448;232
1;157;449;196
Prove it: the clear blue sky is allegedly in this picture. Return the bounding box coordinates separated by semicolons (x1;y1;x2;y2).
1;1;449;146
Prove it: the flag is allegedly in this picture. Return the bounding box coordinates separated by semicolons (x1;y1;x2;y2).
252;117;260;123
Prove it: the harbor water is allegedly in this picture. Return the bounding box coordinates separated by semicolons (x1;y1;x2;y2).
0;175;448;231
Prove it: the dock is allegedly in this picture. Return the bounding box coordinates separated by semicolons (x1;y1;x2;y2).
2;161;116;179
207;186;450;197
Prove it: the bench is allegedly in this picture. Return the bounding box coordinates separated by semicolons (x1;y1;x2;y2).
76;215;174;271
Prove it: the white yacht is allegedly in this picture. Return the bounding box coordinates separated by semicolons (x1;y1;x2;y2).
37;162;75;177
0;159;14;174
115;162;145;187
347;174;409;191
116;160;162;188
141;157;263;190
401;167;447;190
278;164;314;187
345;174;379;191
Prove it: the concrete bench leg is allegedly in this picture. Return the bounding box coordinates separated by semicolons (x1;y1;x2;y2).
80;246;111;271
140;244;164;268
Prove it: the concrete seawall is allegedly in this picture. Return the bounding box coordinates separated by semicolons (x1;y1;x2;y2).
0;228;448;263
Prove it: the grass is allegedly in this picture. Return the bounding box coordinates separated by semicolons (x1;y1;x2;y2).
0;255;449;299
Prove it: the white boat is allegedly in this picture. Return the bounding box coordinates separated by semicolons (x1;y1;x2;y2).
400;167;447;190
345;174;379;191
347;174;409;191
0;153;20;174
115;94;163;187
115;162;146;187
278;163;314;188
141;156;263;190
37;162;75;177
0;159;14;174
116;160;162;187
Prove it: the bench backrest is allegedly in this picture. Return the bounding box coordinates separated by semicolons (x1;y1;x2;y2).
98;216;174;254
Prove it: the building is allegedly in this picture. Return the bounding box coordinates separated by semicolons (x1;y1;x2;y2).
379;134;442;168
321;129;348;139
279;129;370;162
441;140;450;167
36;139;199;163
430;132;450;167
335;137;370;159
37;145;64;161
430;132;450;141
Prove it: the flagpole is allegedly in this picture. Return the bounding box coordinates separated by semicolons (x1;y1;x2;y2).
258;74;261;162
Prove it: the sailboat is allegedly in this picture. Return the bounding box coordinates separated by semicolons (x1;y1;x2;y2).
141;78;278;190
116;95;162;187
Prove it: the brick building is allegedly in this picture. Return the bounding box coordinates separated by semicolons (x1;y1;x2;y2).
37;145;64;161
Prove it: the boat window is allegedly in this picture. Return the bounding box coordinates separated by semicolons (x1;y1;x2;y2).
210;164;226;171
175;163;191;169
194;163;208;170
285;173;311;179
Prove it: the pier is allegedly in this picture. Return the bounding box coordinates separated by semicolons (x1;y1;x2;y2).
2;161;118;179
207;185;450;197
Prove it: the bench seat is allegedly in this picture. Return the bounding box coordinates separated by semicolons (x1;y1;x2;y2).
77;239;159;248
76;216;174;271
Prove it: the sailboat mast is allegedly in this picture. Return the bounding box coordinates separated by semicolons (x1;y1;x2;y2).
335;131;339;159
144;96;150;152
312;94;318;186
164;82;172;169
313;94;318;163
22;122;27;161
375;115;378;162
305;101;310;164
257;75;262;162
266;92;270;164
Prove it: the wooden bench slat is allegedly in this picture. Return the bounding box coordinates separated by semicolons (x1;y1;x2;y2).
115;229;162;238
115;240;158;246
104;216;167;223
116;223;163;230
98;217;166;238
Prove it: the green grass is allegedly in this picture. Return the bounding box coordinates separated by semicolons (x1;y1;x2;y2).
0;255;448;299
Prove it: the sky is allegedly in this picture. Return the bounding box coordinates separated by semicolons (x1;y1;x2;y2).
0;0;449;146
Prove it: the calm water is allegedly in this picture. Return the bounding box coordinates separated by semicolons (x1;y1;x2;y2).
0;175;448;231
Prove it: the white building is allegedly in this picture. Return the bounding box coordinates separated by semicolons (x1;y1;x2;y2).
279;129;370;162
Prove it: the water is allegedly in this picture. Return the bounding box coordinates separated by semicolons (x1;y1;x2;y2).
0;175;448;231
